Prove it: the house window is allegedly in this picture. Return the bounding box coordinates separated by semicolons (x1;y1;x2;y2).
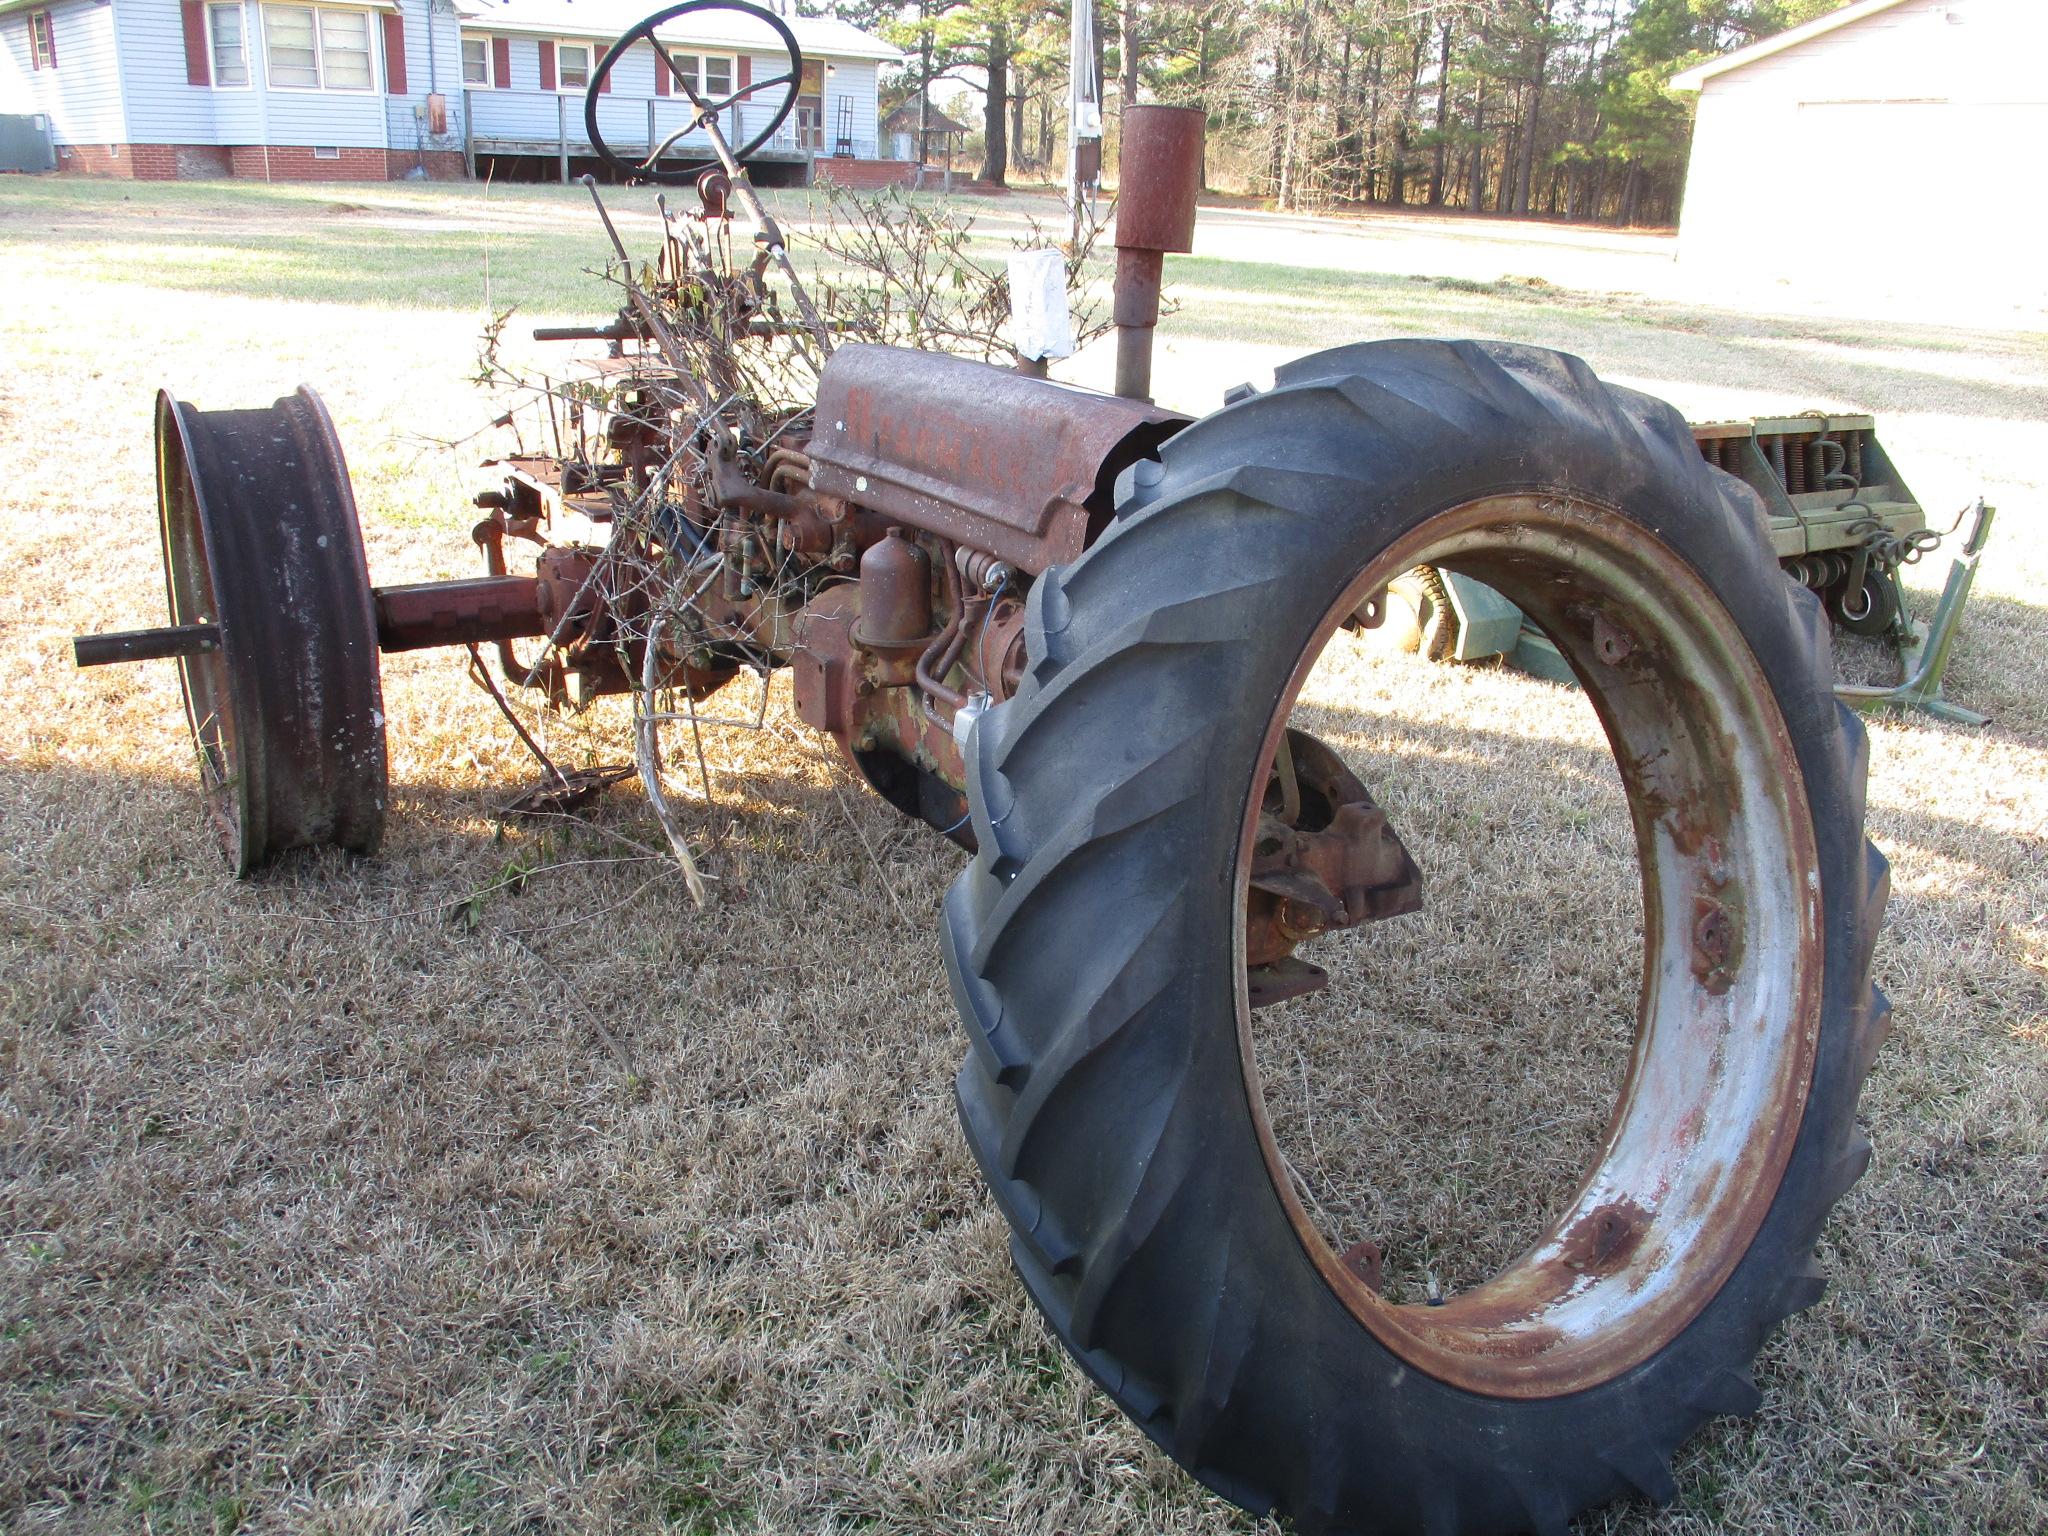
665;51;732;100
28;10;55;69
317;9;371;88
263;4;373;91
556;41;589;90
209;4;248;87
461;35;488;85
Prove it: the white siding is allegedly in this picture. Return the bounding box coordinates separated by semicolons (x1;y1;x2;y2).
821;55;874;160
119;0;224;143
0;0;127;147
382;0;464;156
1677;0;2048;300
462;34;577;146
248;3;386;147
208;1;263;141
116;0;410;148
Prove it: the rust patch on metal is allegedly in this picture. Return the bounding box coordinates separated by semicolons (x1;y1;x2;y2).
1340;1239;1385;1294
1692;892;1737;995
1234;493;1824;1400
1557;1199;1653;1275
807;345;1187;573
1244;728;1421;991
374;575;545;654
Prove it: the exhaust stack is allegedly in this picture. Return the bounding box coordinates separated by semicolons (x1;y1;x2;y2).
1112;105;1204;403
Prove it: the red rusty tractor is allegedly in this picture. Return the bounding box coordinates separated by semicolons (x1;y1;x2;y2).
74;6;1891;1530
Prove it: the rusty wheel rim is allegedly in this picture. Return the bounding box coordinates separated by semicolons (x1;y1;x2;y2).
1234;494;1822;1399
156;393;248;869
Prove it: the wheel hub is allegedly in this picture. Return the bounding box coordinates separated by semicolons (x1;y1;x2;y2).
1244;727;1421;1007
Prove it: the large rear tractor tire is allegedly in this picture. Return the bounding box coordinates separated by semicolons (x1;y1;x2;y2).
941;340;1888;1534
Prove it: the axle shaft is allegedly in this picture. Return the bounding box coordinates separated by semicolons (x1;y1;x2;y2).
73;623;221;667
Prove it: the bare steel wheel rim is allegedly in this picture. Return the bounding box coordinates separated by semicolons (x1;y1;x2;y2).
1234;493;1823;1399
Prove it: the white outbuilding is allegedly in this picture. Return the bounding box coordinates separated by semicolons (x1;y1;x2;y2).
1670;0;2048;306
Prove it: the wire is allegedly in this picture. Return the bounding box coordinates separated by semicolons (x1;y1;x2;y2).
937;802;1010;838
973;569;1009;691
937;570;1013;841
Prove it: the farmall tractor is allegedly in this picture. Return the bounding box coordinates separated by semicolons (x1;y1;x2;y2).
74;6;1910;1531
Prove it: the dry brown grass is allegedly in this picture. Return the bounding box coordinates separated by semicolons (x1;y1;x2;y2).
1;181;2043;1535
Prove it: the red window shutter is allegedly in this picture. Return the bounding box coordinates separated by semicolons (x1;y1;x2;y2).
599;42;611;92
537;40;555;91
653;48;668;96
382;12;407;95
737;55;750;91
44;11;55;66
491;36;510;89
180;0;210;86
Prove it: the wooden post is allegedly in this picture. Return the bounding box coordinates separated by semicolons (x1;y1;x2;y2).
557;93;569;184
648;97;657;164
462;87;475;180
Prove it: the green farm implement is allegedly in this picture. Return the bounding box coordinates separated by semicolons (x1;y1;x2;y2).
1386;413;1994;724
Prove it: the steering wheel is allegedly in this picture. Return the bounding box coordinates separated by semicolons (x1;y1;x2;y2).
586;0;804;185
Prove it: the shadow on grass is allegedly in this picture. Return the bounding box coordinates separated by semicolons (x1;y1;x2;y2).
3;654;2041;1530
0;729;942;961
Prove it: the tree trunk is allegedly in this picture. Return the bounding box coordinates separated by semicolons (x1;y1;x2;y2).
1119;1;1140;111
1334;32;1353;204
1363;40;1384;202
1275;6;1313;211
1278;109;1299;211
1498;113;1516;212
1429;15;1454;206
1390;19;1426;208
1011;65;1027;172
980;19;1009;185
1512;0;1552;215
1269;46;1291;196
1467;68;1487;212
918;2;933;168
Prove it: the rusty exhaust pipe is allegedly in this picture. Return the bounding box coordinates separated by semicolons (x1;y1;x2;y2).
1113;105;1204;403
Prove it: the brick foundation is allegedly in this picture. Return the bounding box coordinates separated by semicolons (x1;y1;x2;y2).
387;149;469;181
810;158;1009;196
227;144;389;180
54;143;467;182
812;157;919;190
55;143;137;178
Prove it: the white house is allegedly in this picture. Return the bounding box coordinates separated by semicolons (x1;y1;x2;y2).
1670;0;2048;305
454;0;897;184
0;0;897;181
